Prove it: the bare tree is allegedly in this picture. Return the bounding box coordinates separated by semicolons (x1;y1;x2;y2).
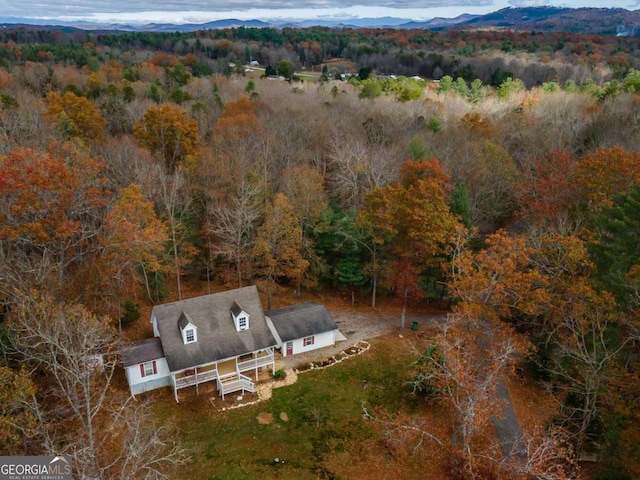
209;179;264;287
504;427;577;480
430;313;516;476
151;165;194;301
327;133;372;210
0;90;51;152
8;292;188;479
327;131;398;211
538;281;626;464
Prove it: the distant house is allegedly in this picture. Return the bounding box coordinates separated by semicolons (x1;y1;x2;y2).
122;287;342;402
266;302;339;357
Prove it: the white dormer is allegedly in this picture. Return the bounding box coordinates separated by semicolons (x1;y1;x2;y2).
230;301;250;331
178;311;198;344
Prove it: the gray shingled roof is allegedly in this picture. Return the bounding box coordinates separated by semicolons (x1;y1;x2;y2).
230;301;243;316
177;311;194;330
121;337;165;367
266;302;337;343
152;285;277;372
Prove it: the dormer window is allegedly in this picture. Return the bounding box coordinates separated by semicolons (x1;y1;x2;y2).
185;328;195;343
231;301;250;332
178;311;197;344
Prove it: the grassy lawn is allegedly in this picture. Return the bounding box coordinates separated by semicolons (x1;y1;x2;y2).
157;333;443;480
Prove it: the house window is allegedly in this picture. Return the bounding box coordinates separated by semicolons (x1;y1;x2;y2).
238;317;248;330
303;336;315;347
185;328;195;343
140;360;157;378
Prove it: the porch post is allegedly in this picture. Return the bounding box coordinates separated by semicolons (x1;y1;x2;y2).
195;368;199;395
254;352;258;381
172;372;179;403
271;347;276;374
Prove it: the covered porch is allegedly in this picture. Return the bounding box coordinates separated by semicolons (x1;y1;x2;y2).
172;362;218;402
171;347;276;403
237;347;276;379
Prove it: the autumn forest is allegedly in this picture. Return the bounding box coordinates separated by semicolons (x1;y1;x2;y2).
1;24;640;479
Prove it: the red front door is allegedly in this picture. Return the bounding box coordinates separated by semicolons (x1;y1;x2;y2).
286;341;293;356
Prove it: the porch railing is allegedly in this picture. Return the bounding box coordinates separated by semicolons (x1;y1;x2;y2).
174;368;218;390
237;352;274;372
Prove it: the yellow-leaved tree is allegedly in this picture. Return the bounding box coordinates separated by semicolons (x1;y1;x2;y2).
134;103;198;173
44;91;106;141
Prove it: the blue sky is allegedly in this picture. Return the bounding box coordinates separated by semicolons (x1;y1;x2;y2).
0;0;632;24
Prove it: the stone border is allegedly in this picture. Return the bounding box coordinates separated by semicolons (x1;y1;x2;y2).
293;340;371;374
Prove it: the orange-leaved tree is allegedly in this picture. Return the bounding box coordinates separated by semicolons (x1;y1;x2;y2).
279;164;329;293
253;193;309;309
450;227;628;470
0;144;109;298
448;230;550;326
0;366;38;455
97;183;168;314
359;159;460;327
515;148;581;234
575;146;640;209
210;96;263;187
211;96;260;153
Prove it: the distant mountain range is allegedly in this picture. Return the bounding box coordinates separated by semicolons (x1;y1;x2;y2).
1;7;639;36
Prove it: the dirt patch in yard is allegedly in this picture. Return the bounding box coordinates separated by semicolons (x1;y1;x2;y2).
257;412;274;425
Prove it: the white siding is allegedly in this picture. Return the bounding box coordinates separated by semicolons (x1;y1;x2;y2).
125;357;171;392
285;330;337;356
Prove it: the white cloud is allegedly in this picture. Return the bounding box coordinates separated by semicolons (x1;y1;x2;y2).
0;0;621;23
0;0;499;20
508;0;549;6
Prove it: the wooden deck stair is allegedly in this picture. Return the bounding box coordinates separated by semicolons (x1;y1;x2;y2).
217;372;255;400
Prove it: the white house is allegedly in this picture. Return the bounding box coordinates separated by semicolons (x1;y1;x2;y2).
122;287;341;402
265;302;339;357
123;286;277;402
